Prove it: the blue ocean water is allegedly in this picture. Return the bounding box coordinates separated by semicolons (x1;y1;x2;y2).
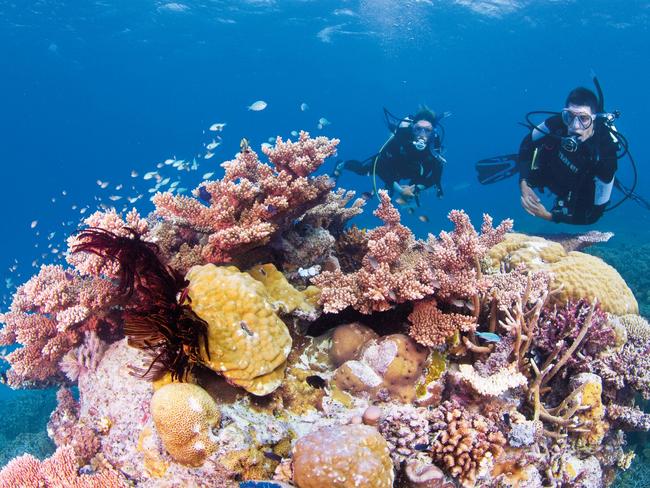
1;0;649;482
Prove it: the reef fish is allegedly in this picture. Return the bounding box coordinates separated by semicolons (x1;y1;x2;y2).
475;331;501;343
209;122;226;131
300;102;309;111
248;100;267;111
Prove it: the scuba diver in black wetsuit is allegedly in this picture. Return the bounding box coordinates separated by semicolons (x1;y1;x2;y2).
518;87;618;224
475;75;648;224
337;106;448;205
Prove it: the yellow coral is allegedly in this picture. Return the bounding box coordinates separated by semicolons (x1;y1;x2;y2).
247;263;317;315
570;373;607;448
489;233;637;315
186;264;292;395
150;383;221;467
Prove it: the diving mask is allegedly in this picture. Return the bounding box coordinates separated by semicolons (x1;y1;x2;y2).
561;109;595;130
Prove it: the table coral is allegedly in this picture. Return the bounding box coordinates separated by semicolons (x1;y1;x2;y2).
186;263;292;396
291;424;394;488
151;382;221;467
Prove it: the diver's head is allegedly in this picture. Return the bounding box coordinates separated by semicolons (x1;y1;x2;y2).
562;87;598;142
411;106;436;151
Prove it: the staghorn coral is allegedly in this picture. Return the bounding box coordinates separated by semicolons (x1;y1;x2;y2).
153;132;337;263
186;263;292;395
535;300;615;376
291;424;394;488
377;404;431;465
150;382;221;467
429;401;506;487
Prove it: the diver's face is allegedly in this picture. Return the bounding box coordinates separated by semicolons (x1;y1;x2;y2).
563;103;595;141
412;120;433;143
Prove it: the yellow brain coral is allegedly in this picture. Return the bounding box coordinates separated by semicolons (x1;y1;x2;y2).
150;383;221;467
292;424;394;488
489;233;637;315
186;264;292;396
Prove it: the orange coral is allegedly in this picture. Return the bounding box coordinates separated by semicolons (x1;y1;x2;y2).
408;299;476;347
150;382;221;467
429;402;506;488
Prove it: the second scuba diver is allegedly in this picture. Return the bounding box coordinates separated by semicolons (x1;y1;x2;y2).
337;106;448;206
517;87;618;224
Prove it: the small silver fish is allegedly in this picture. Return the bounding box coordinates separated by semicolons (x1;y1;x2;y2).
248;100;267;111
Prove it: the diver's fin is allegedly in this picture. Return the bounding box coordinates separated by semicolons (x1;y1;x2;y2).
475;154;519;185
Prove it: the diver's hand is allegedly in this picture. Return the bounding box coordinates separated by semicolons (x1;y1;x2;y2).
520;180;541;213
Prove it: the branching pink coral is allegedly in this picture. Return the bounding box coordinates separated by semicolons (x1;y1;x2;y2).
152;131;338;263
314;193;512;315
0;265;121;387
426;211;512;300
66;208;149;277
313;190;433;313
408;298;476;347
0;445;129;488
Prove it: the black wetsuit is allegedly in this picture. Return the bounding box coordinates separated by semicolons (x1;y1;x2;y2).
517;115;617;225
346;126;444;197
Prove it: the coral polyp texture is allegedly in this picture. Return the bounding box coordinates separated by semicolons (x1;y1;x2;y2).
0;132;647;488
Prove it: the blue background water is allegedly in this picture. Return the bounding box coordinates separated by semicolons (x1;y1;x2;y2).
0;0;648;477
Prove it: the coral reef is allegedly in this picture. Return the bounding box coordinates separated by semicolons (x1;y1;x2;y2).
1;131;648;488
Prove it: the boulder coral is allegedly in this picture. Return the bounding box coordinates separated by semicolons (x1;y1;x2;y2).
150;382;221;467
489;233;638;315
291;424;394;488
185;264;292;396
333;333;429;403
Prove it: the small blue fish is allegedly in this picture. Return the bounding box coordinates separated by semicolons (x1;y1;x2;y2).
198;186;211;203
240;482;292;488
475;331;501;343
